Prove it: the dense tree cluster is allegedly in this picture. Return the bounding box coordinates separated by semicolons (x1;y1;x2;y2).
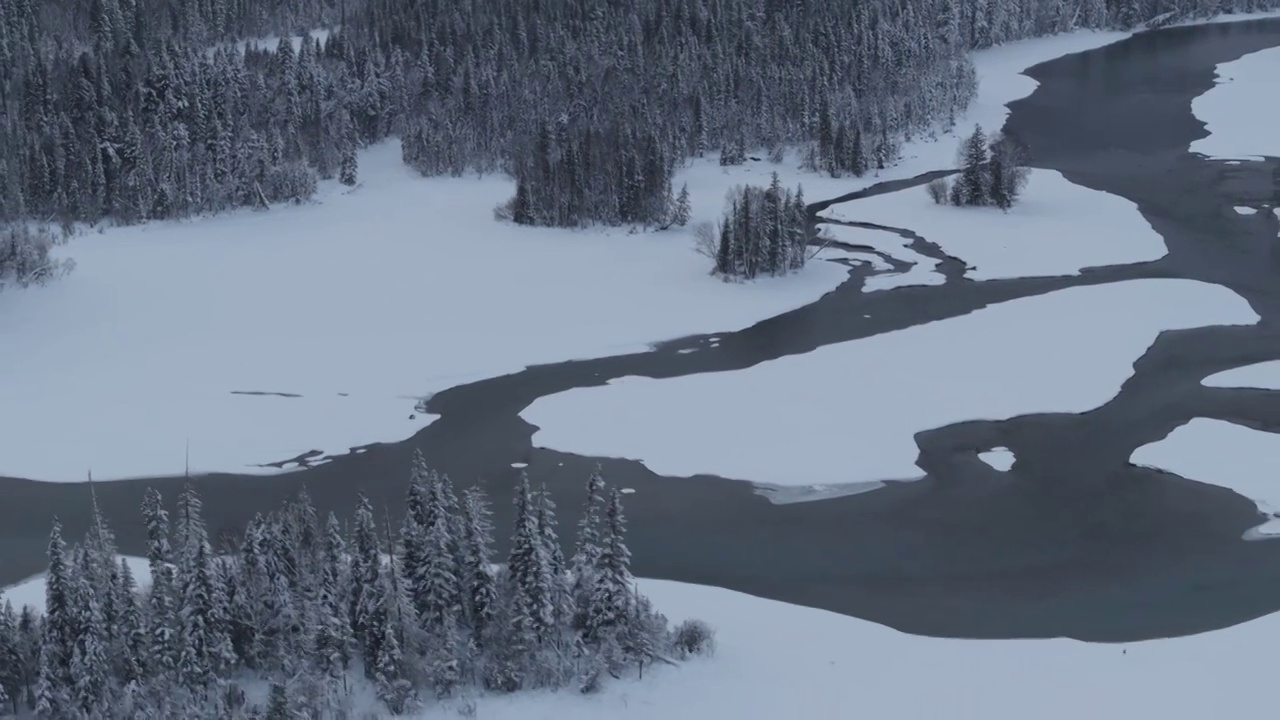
928;124;1030;209
3;0;1269;240
714;174;810;279
0;457;709;718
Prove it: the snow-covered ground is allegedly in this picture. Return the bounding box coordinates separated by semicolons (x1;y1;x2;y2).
979;447;1017;471
1131;418;1280;539
0;144;854;481
521;280;1257;490
1234;206;1259;215
1203;360;1280;389
1190;45;1280;160
822;170;1168;281
444;577;1280;720
817;224;947;291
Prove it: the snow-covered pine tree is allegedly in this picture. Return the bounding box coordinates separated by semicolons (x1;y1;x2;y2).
312;512;354;680
35;519;75;718
570;467;607;632
350;494;383;674
176;504;237;689
953;124;990;207
458;487;498;644
0;602;22;715
672;183;692;227
69;554;110;713
586;489;635;648
141;489;180;676
534;484;571;632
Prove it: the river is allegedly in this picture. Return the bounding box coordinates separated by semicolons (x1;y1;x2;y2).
4;18;1280;642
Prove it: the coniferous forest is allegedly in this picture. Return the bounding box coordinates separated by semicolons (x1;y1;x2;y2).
0;457;710;718
2;0;1275;268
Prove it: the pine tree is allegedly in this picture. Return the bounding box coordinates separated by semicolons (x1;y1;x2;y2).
955;124;990;207
458;487;498;642
35;519;74;718
0;602;22;715
585;489;634;645
312;513;353;679
672;183;691;227
570;468;606;632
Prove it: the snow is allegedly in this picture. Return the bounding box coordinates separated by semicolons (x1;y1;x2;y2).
521;280;1257;490
0;143;854;481
1190;45;1280;160
979;447;1016;471
0;556;151;613
437;577;1280;720
1131;419;1280;539
1234;206;1259;215
817;225;946;291
1203;360;1280;390
822;170;1168;281
0;26;1211;482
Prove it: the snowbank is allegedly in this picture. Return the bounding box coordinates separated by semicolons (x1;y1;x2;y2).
1131;418;1280;539
1190;45;1280;160
822;170;1168;281
521;280;1257;490
979;448;1016;471
0;556;151;613
452;577;1275;720
0;144;852;481
1203;360;1280;390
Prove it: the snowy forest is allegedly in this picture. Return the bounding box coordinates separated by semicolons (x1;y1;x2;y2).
2;0;1276;241
0;457;711;718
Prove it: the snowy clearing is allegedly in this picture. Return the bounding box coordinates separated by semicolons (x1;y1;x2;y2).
1203;360;1280;390
1235;206;1259;215
979;448;1017;471
521;280;1257;489
0;143;854;481
822;170;1167;281
817;224;946;291
1190;45;1280;160
1131;419;1280;539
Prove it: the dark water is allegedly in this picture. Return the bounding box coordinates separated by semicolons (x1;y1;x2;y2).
5;19;1280;642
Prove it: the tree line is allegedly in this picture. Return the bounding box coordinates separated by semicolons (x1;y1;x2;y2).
2;0;1268;249
0;456;712;718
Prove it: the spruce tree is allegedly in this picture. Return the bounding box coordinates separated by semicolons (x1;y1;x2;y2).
458;487;498;642
35;519;74;718
570;468;606;632
955;124;990;207
586;489;634;644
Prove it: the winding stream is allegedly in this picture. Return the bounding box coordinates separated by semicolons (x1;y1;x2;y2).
5;19;1280;642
